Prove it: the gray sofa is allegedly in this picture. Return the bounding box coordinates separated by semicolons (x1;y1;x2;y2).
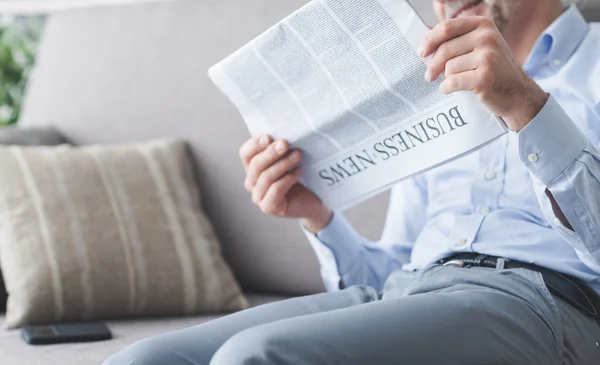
0;1;388;363
1;0;599;364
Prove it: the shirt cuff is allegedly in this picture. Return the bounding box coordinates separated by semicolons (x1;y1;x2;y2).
301;225;341;292
301;213;363;272
316;213;364;272
518;95;587;184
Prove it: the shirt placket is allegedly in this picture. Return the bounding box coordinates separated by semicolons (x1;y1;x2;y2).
474;135;508;217
450;135;508;252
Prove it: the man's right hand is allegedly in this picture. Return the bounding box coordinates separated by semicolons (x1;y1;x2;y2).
239;135;333;233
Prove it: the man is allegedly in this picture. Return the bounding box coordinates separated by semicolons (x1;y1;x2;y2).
105;0;600;364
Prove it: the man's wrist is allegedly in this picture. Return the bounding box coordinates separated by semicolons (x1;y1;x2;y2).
506;84;549;131
302;207;334;234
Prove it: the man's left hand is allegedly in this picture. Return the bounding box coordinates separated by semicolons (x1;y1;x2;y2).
420;16;548;131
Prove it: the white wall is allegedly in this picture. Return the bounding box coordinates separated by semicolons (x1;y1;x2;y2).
409;0;438;26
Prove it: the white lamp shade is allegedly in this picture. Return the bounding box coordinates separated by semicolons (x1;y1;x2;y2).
0;0;178;14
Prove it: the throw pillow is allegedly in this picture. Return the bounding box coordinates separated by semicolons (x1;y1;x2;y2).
0;139;248;329
0;126;68;314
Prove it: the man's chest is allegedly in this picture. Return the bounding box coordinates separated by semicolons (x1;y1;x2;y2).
422;88;589;211
421;68;597;213
422;132;540;214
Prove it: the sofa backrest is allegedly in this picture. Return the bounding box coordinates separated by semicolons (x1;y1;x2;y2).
18;0;390;296
18;0;600;296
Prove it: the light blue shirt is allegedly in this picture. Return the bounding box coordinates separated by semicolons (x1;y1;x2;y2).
304;5;600;294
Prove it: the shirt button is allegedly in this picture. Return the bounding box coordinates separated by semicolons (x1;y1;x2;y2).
528;153;539;163
553;217;562;226
484;171;496;180
480;206;491;215
456;238;468;248
553;59;561;67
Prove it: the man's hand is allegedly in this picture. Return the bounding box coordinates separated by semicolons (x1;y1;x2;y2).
420;16;548;131
239;135;333;233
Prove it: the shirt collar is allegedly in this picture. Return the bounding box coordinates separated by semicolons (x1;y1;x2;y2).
524;4;589;73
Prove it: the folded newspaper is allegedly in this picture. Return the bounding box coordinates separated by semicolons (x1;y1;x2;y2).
209;0;507;210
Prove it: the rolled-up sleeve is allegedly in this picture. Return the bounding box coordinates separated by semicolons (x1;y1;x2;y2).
518;96;600;263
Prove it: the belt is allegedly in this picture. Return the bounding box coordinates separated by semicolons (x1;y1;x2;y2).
440;253;600;325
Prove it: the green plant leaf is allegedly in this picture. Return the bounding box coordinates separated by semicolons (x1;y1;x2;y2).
0;16;45;125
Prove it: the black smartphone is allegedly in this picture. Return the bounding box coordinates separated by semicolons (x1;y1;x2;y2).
21;322;112;345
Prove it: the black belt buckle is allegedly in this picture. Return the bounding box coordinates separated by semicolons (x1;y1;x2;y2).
442;259;465;268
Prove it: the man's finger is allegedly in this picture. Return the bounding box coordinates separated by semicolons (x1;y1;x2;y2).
259;167;303;216
246;139;289;187
439;70;478;94
420;16;490;58
239;134;271;170
251;150;302;203
442;52;479;78
425;33;477;81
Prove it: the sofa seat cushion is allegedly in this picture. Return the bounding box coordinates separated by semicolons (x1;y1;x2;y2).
0;294;290;365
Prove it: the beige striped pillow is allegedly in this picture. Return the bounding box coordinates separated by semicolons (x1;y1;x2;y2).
0;139;248;329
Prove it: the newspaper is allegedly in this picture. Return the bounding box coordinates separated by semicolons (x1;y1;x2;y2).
209;0;507;210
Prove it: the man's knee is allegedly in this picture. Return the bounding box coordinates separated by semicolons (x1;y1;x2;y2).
210;326;294;365
103;337;178;365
